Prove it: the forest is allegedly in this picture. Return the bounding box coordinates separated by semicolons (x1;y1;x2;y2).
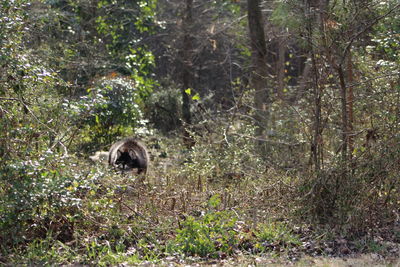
0;0;399;265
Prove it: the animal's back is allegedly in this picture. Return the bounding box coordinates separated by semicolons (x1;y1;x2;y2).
108;139;126;165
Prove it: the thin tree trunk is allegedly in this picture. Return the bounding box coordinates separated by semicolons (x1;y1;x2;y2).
346;49;354;163
306;0;323;172
311;45;322;172
181;0;194;147
295;54;312;102
277;35;286;100
247;0;270;153
337;66;348;163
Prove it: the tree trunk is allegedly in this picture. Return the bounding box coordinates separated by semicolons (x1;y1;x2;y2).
310;44;322;172
247;0;270;153
305;0;323;172
181;0;194;147
338;66;348;163
277;34;286;100
346;48;354;163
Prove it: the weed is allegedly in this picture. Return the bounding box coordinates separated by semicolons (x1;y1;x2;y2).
167;195;238;258
254;222;301;252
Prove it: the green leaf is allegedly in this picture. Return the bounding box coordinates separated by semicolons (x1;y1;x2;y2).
208;194;221;209
192;93;200;101
185;88;191;95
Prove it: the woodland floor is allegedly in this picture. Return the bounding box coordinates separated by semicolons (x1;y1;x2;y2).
124;254;400;266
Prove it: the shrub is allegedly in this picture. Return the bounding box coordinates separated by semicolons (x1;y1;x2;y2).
168;211;238;258
167;195;238;258
183;119;265;183
66;76;151;151
0;152;105;247
254;222;301;252
145;85;182;133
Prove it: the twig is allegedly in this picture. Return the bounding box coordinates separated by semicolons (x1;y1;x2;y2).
0;97;19;101
340;3;400;66
18;97;69;156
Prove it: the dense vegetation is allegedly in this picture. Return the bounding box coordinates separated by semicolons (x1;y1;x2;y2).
1;0;399;265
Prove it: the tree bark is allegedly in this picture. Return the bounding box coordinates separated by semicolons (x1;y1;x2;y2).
181;0;194;147
305;0;323;172
346;48;354;163
338;66;348;163
310;42;322;172
247;0;270;153
277;35;286;100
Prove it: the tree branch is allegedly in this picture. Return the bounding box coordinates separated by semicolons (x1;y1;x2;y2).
340;3;400;66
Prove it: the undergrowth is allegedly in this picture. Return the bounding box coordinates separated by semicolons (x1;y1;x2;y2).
1;132;399;265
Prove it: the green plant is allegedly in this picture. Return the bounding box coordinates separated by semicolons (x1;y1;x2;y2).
0;152;110;247
183;118;264;182
354;237;386;254
68;76;151;150
15;236;77;265
145;85;182;133
254;222;301;252
167;195;238;258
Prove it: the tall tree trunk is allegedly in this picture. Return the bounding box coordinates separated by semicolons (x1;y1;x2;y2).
346;49;354;163
310;42;322;172
277;34;286;100
306;0;323;172
247;0;270;153
181;0;194;147
338;66;348;163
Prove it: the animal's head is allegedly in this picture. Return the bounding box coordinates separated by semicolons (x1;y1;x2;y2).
115;149;139;169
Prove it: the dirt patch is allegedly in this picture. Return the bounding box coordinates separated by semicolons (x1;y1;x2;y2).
295;254;400;267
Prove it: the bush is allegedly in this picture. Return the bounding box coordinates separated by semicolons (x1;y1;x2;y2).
254;222;301;252
182;118;265;183
167;195;238;258
0;152;106;247
302;135;400;229
145;85;182;133
66;75;151;151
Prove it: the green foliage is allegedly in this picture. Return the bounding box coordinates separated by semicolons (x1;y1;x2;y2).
254;222;301;252
184;119;264;181
168;195;238;258
145;85;182;133
0;154;156;265
67;76;150;150
24;0;158;94
211;0;241;15
15;236;78;265
0;0;71;160
126;46;157;98
270;1;302;31
353;235;389;254
95;0;158;72
1;0;400;265
83;238;141;266
370;1;399;62
0;153;105;246
12;232;143;266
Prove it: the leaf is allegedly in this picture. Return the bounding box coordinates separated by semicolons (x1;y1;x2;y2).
185;88;191;95
192;93;200;101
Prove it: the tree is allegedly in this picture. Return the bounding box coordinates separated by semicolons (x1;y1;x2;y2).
247;0;270;153
181;0;194;146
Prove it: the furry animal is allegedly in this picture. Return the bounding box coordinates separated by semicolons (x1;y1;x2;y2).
89;151;109;164
108;138;149;175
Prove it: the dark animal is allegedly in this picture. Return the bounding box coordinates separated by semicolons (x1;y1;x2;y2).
108;138;149;175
